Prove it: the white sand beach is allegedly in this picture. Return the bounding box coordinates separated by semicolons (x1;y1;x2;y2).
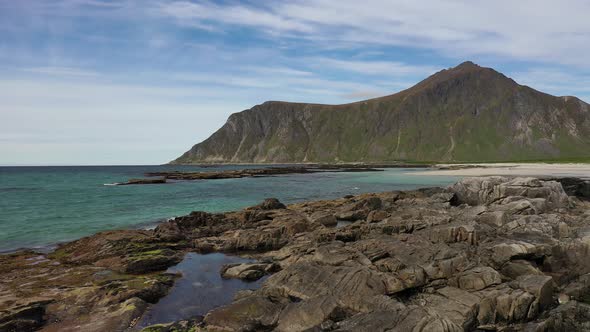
414;163;590;178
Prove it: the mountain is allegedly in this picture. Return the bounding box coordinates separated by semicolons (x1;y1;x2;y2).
171;61;590;164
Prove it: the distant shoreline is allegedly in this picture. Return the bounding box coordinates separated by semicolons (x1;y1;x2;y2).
3;159;590;167
413;163;590;178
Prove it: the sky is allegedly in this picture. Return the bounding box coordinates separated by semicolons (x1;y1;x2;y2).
2;0;590;165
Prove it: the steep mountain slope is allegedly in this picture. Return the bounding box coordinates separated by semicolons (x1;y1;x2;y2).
171;61;590;164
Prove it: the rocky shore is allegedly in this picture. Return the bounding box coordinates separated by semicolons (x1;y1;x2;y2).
143;165;392;182
117;164;437;185
2;176;590;331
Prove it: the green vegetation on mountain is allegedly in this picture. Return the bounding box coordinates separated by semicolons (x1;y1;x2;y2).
171;61;590;164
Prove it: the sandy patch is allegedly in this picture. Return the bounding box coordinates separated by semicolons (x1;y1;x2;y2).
413;163;590;178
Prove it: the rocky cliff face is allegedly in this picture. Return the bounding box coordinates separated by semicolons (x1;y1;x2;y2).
172;61;590;164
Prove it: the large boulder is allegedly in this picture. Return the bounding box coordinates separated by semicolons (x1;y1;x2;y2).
261;261;403;312
250;198;286;210
221;262;278;281
449;177;569;210
275;295;346;332
309;211;337;227
204;296;283;331
449;267;502;291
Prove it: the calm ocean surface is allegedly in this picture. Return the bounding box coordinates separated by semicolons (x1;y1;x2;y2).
0;165;459;252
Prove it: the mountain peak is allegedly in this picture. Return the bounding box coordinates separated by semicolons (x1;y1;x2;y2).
444;60;488;76
455;60;480;69
172;62;590;164
405;60;522;97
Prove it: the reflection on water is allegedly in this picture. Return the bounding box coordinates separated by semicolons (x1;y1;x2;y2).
137;252;266;327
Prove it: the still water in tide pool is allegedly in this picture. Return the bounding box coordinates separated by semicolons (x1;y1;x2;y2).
136;252;265;328
0;165;459;252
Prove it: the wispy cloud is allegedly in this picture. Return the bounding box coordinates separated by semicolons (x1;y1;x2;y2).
22;66;100;77
156;0;590;67
309;58;438;76
158;1;313;33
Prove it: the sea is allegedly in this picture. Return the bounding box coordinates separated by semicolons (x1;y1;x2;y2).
0;165;459;253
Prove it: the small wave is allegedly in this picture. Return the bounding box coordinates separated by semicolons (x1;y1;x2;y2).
103;183;121;186
135;216;177;230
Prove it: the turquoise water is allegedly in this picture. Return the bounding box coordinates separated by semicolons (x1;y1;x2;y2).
0;166;458;252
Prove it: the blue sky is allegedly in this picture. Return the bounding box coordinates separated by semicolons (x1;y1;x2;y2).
2;0;590;165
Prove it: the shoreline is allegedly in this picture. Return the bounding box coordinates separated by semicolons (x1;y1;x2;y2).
413;162;590;178
3;176;590;331
3;164;587;255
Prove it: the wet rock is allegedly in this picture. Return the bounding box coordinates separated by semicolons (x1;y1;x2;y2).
124;249;183;274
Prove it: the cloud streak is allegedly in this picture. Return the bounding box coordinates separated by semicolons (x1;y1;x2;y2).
158;0;590;67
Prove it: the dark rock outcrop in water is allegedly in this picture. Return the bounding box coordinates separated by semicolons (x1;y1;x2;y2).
172;61;590;164
2;177;590;331
117;178;167;185
143;165;384;182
